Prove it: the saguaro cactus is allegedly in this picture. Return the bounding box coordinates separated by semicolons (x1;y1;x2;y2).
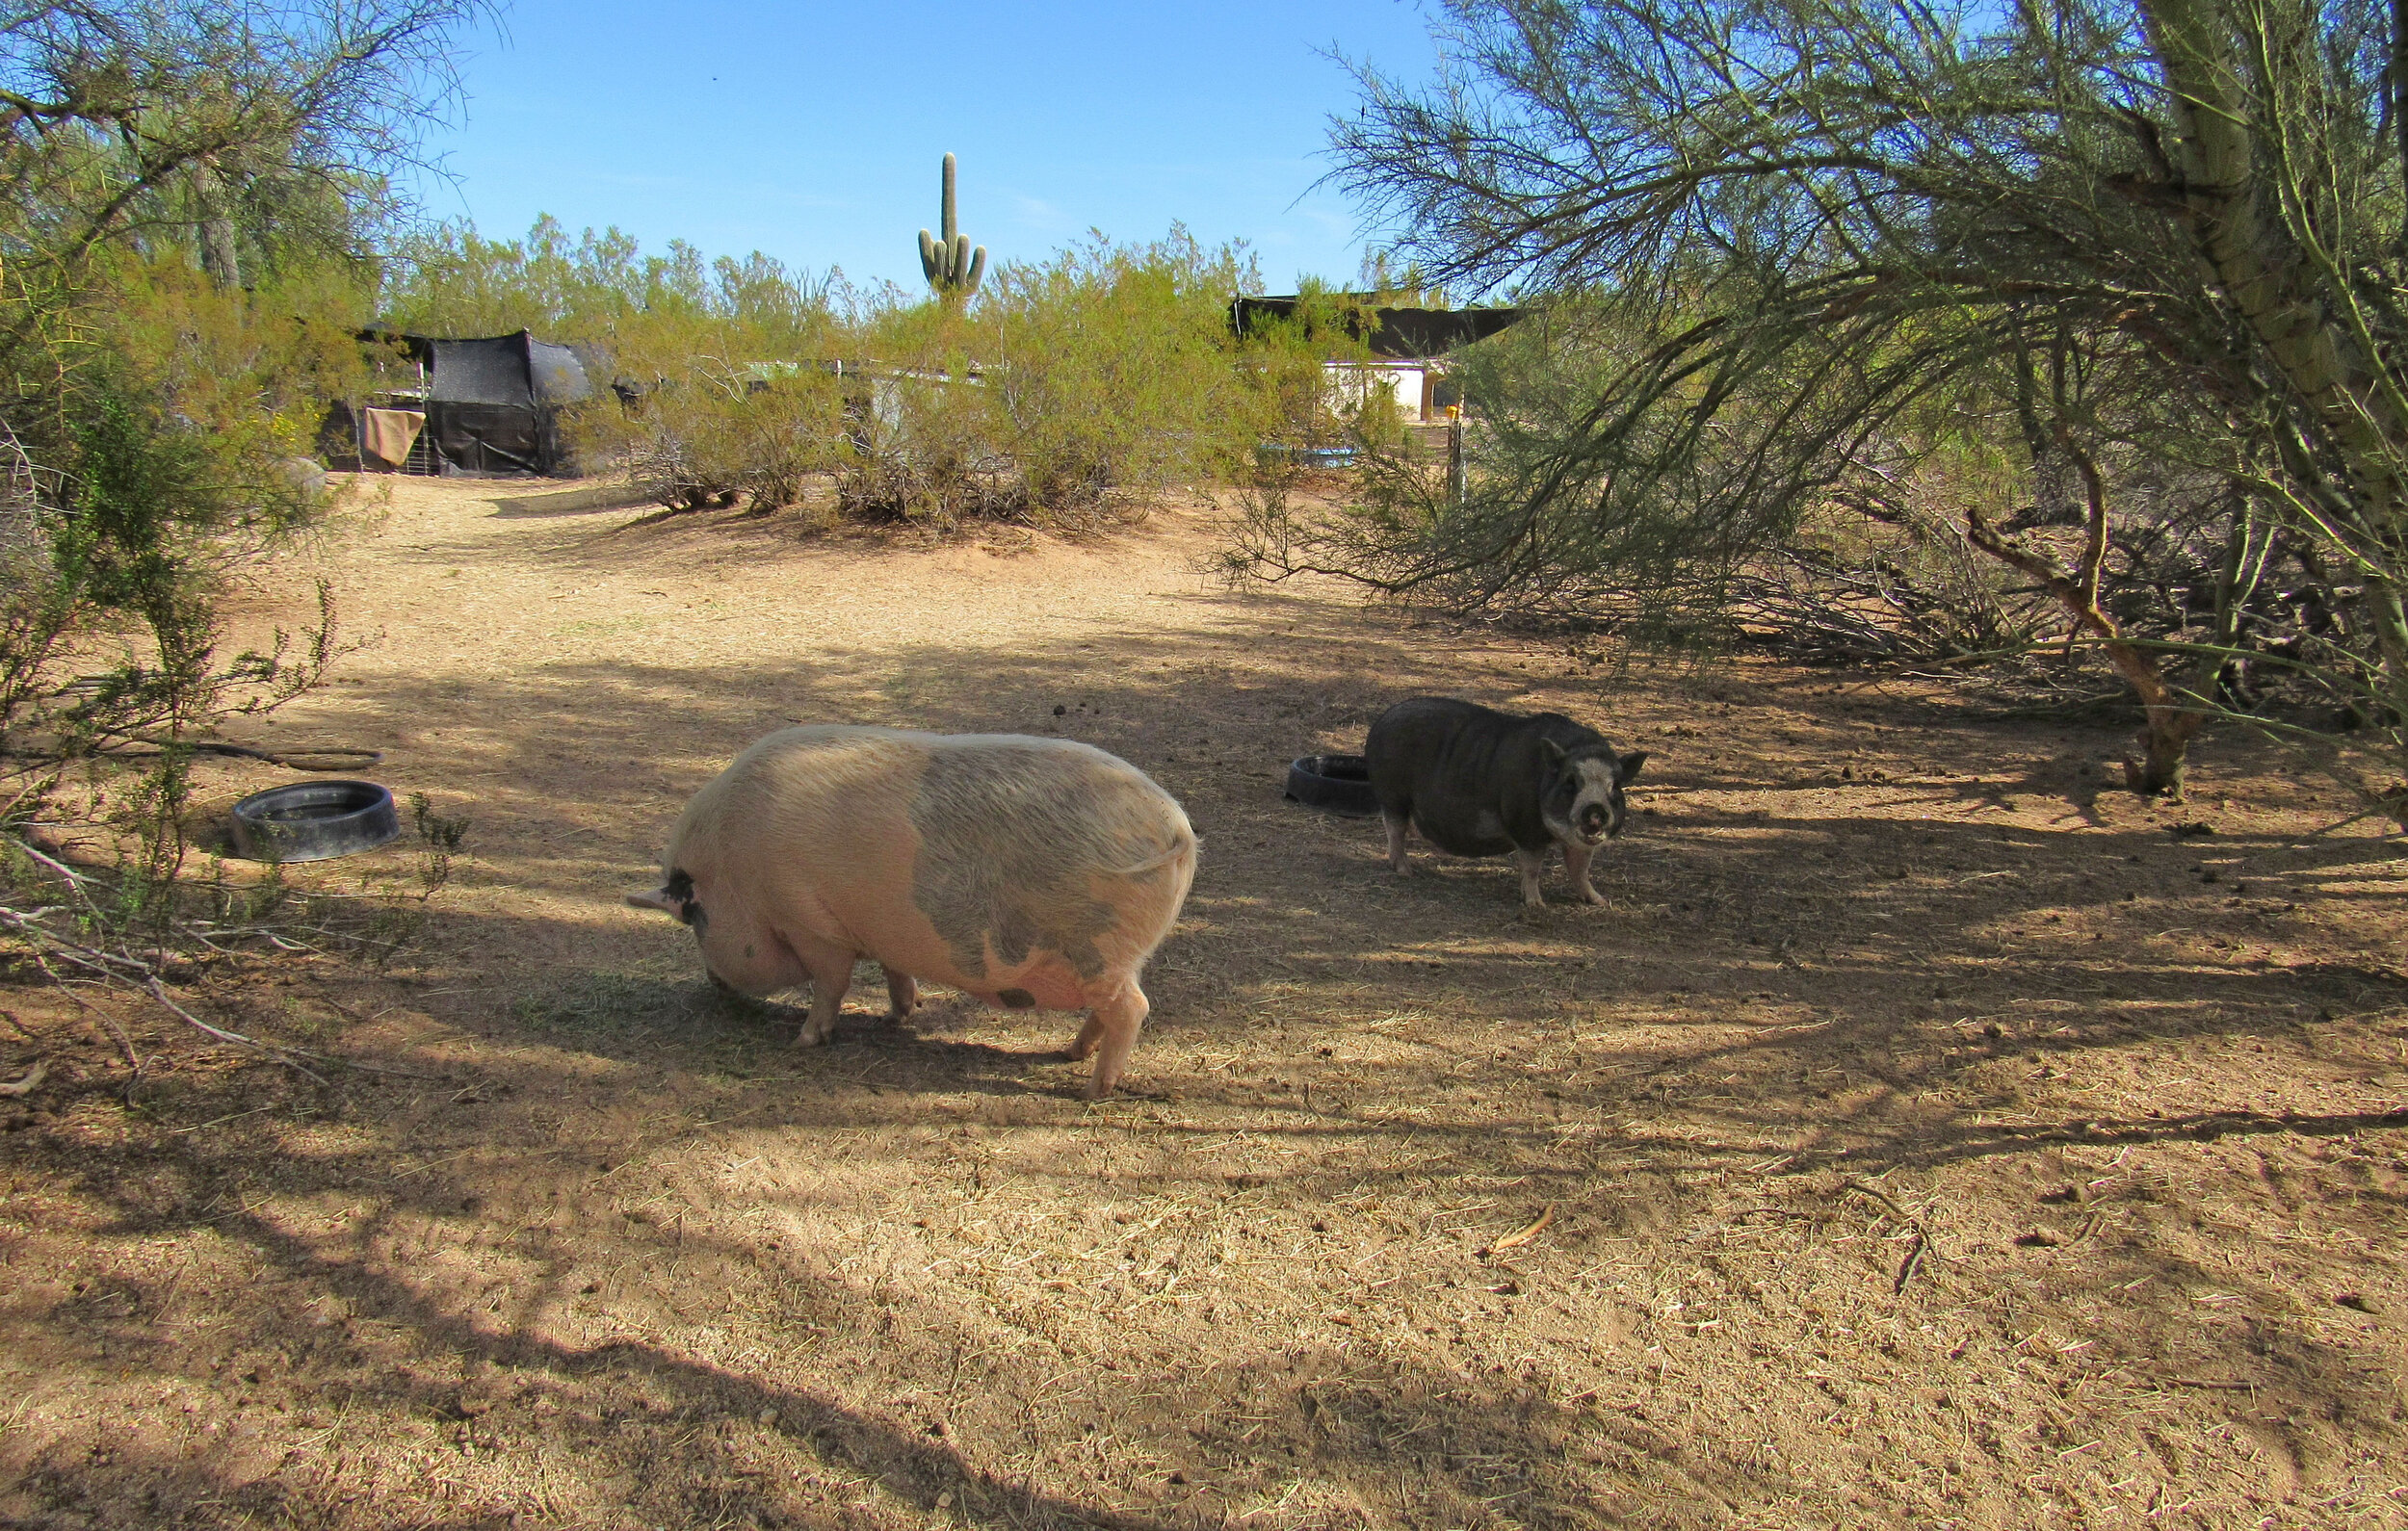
917;152;986;298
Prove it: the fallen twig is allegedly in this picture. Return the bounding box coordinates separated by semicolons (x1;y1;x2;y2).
6;835;97;894
1483;1204;1557;1256
145;977;327;1085
0;907;154;975
2;841;441;1087
2147;1376;2261;1392
0;1058;45;1096
38;963;142;1074
105;735;383;772
1840;1178;1935;1294
140;977;441;1082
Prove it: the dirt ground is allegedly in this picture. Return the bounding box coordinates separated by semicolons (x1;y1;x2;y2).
3;475;2406;1531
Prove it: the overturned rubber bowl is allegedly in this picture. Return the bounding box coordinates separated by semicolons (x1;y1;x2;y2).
229;780;403;863
1285;754;1381;817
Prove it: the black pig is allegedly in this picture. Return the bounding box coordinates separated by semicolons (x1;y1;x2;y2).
1364;697;1645;908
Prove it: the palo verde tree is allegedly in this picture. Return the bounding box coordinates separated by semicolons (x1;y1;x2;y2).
0;0;489;914
1279;0;2408;807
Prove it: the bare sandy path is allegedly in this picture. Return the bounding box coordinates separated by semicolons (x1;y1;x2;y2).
2;474;2404;1530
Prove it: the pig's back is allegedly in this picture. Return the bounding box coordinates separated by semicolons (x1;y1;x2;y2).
673;727;1193;991
1366;699;1532;855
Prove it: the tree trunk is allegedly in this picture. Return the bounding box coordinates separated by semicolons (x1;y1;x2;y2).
2101;639;2209;795
2363;579;2408;827
192;161;238;291
2140;0;2408;752
1965;435;2208;797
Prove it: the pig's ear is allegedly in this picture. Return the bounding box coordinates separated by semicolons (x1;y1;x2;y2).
1618;750;1648;783
1540;738;1567;766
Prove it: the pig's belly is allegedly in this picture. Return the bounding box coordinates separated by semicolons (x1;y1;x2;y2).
868;930;1097;1010
1416;807;1516;858
969;963;1092;1010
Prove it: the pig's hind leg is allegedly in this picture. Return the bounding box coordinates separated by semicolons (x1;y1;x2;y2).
1071;982;1151;1101
1382;812;1415;875
882;967;919;1024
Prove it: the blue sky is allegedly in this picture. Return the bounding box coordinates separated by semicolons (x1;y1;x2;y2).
406;1;1442;296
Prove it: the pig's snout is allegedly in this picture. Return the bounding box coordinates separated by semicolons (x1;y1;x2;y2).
1580;803;1614;841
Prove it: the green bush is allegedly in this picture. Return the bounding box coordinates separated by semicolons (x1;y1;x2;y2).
387;218;1345;530
0;0;478;955
842;228;1298;528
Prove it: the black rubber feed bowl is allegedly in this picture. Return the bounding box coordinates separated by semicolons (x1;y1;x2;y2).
228;780;404;863
1285;754;1382;817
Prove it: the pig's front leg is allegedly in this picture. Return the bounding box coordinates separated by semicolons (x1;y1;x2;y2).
1510;846;1550;909
1562;839;1606;905
791;936;859;1046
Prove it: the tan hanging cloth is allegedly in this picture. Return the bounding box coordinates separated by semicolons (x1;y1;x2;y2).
360;406;426;467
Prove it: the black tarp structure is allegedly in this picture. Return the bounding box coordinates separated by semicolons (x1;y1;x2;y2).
1227;297;1525;358
334;329;595;476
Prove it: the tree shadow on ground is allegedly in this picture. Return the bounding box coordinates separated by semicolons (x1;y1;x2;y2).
3;1039;1819;1529
13;565;2407;1526
204;592;2408;1179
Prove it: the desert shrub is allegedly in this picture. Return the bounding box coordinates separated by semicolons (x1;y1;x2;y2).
392;219;1331;531
380;217;657;340
831;365;1026;526
383;221;854;512
982;231;1271;509
568;252;848;513
1285;0;2408;806
841;229;1288;529
602;362;849;513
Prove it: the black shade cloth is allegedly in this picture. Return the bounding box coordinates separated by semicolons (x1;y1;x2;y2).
428;402;561;475
1228;298;1526;359
431;334;536;405
528;341;589;404
348;328;592;475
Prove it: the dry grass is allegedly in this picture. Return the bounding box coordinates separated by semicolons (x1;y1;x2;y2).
0;476;2402;1530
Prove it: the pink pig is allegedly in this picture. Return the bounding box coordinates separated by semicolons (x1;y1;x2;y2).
628;726;1198;1099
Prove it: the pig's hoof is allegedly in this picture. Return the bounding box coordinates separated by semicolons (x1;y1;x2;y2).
1084;1075;1119;1101
1579;886;1607;906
